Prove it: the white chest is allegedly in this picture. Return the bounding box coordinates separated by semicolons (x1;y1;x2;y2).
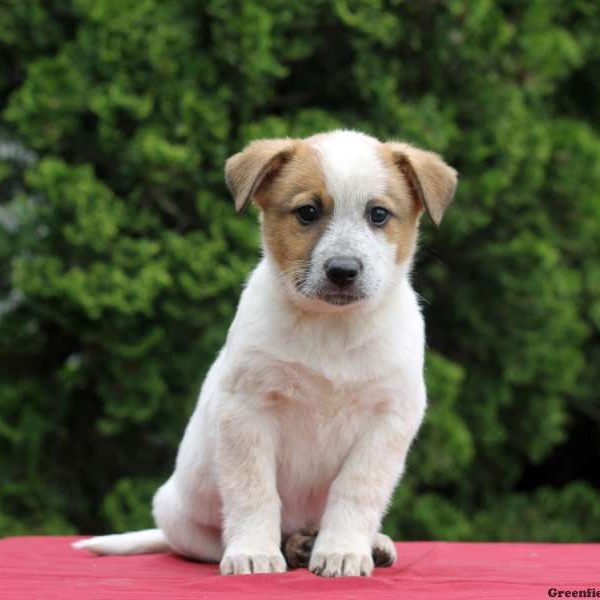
242;359;383;533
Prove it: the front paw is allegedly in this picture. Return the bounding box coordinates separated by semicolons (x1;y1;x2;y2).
220;548;287;575
309;541;374;577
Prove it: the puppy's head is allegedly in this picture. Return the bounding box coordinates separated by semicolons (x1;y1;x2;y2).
225;130;457;311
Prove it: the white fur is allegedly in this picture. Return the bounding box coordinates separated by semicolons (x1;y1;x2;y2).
74;130;428;577
301;132;398;305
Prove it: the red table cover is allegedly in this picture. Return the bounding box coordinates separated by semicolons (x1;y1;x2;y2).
1;536;598;599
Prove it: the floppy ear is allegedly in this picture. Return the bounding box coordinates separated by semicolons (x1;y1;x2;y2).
385;142;458;226
225;138;298;213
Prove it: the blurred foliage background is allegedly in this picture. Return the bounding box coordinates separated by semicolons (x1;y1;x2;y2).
1;0;599;541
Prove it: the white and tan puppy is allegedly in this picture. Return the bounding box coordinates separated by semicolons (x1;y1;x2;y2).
74;130;457;577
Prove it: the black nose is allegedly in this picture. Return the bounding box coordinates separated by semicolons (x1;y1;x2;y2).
325;257;362;288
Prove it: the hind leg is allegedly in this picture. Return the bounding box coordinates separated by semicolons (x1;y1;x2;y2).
371;533;396;567
153;480;223;562
282;527;319;568
162;519;223;562
283;529;396;569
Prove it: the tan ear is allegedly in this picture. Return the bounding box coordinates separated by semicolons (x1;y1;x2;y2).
385;142;458;226
225;138;298;213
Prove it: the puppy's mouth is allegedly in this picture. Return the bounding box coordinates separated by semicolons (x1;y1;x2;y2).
315;290;365;306
293;278;366;307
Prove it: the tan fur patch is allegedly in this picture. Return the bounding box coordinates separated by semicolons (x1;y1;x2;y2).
258;143;333;284
377;146;424;264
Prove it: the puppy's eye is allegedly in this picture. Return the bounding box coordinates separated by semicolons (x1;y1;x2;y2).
295;205;320;225
369;206;391;227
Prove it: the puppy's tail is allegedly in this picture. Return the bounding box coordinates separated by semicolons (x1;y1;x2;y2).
72;528;170;555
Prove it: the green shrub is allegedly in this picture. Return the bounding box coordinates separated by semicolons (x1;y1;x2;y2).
1;0;599;541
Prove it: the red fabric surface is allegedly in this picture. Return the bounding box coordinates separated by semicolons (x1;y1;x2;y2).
1;537;599;600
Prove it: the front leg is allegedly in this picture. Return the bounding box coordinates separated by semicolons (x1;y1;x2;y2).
310;395;425;577
217;400;286;575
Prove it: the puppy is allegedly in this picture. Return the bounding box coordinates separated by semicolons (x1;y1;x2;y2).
74;130;457;577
